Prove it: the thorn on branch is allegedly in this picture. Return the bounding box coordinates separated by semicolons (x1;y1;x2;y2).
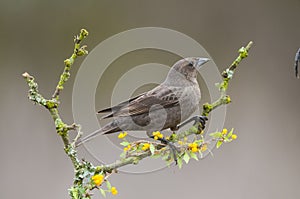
76;45;88;56
22;72;33;79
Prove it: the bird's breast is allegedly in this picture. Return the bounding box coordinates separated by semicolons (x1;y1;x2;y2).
178;84;201;121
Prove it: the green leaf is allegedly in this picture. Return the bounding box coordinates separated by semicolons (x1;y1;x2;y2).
208;150;214;157
183;152;190;164
194;139;204;145
137;143;143;151
190;151;199;161
100;188;106;197
163;154;173;167
165;159;172;167
106;181;111;190
162;153;170;161
216;140;223;148
151;153;161;159
199;151;203;159
149;144;155;155
119;151;125;158
226;128;234;139
177;157;183;169
120;141;129;146
78;187;85;195
209;132;222;138
69;187;78;199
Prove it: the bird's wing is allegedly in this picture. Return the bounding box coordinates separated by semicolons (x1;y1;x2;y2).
100;85;182;118
97;93;144;119
98;93;143;113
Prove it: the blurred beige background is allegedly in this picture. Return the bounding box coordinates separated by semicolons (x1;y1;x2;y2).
1;0;300;198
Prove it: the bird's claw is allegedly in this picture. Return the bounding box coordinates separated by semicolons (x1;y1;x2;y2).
166;141;180;164
175;115;208;131
151;136;179;164
193;115;208;130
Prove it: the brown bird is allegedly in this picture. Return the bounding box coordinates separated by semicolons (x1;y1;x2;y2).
76;57;209;148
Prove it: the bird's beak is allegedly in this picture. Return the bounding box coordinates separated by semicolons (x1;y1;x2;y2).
196;58;210;68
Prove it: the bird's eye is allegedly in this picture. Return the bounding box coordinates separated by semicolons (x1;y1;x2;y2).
187;62;193;67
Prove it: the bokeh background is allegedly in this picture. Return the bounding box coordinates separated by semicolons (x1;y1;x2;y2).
1;0;300;199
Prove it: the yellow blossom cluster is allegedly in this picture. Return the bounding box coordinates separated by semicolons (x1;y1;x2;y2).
221;128;228;135
222;128;237;140
111;186;118;195
231;134;237;140
118;132;128;139
91;174;104;186
123;144;131;152
152;131;163;140
142;143;150;151
188;142;198;152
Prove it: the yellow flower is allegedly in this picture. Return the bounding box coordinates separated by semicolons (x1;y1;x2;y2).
142;143;150;151
152;131;159;136
91;174;104;186
221;128;228;135
191;147;198;153
188;142;198;149
200;144;208;152
226;96;231;103
178;141;183;145
231;134;237;140
118;132;128;139
124;144;131;151
152;131;163;140
111;186;118;195
188;142;198;152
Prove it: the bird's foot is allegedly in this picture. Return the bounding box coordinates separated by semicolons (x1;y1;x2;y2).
193;115;208;130
175;115;208;131
150;136;179;164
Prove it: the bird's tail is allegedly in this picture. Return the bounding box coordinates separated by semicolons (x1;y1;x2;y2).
75;121;120;147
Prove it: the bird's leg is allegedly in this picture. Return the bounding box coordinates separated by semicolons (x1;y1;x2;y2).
147;132;179;164
157;137;179;165
175;115;208;131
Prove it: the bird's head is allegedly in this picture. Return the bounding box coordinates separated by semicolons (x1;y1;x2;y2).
165;57;210;85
